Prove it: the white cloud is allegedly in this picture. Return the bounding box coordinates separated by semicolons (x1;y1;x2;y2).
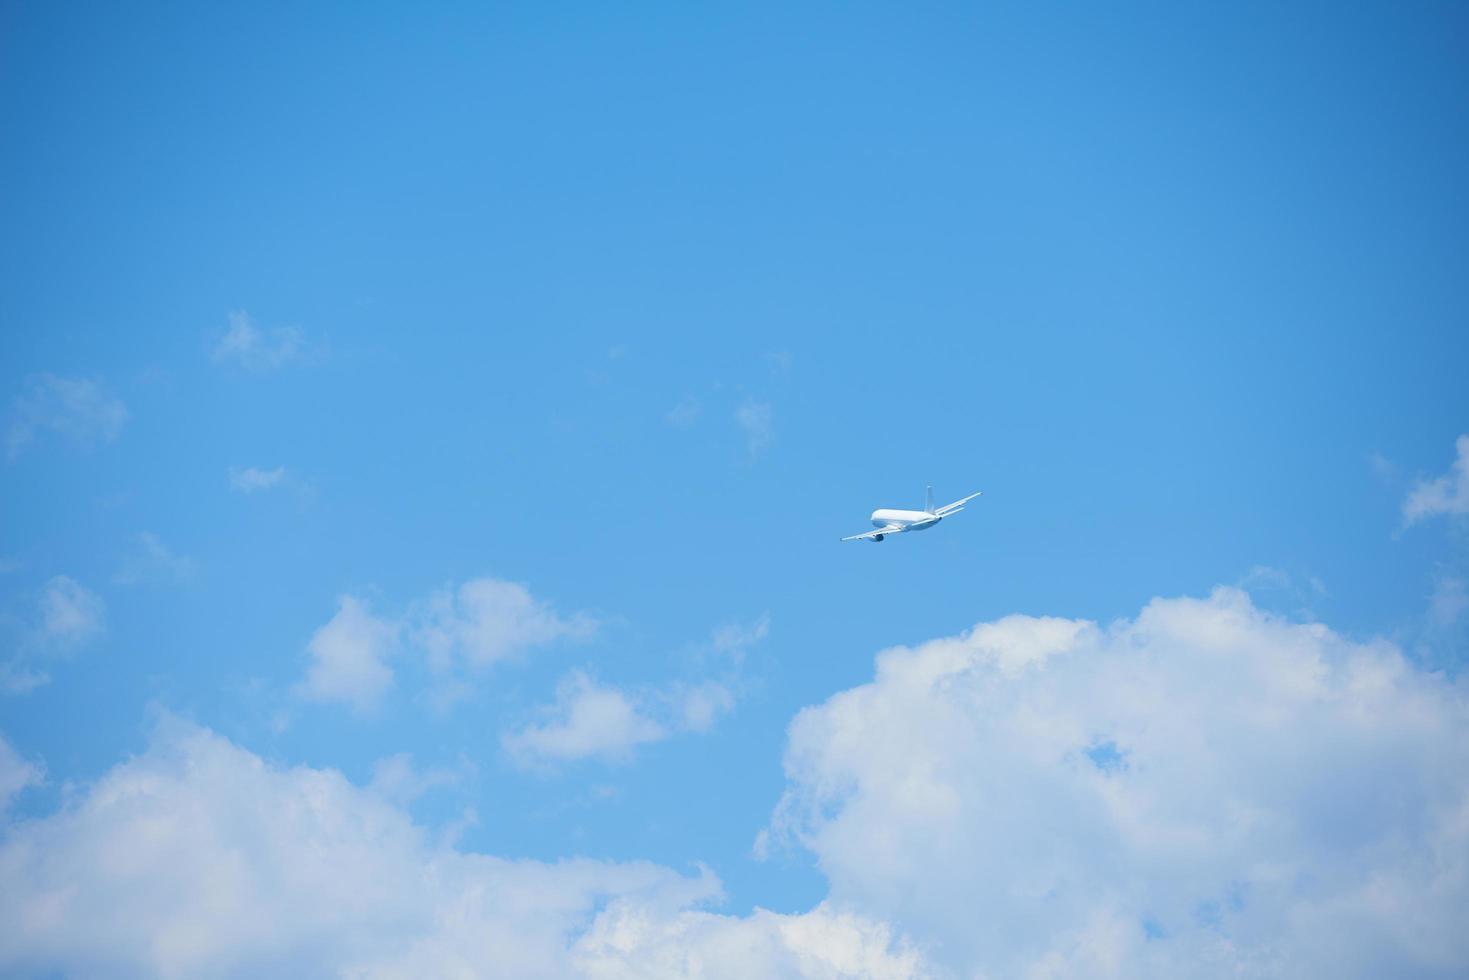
5;373;128;459
113;532;196;586
0;720;922;979
295;596;398;712
735;400;773;457
211;311;308;370
505;616;769;766
39;575;105;648
0;734;41;812
229;465;288;493
504;671;666;768
296;579;595;713
1404;434;1469;524
765;587;1469;978
571;901;924;980
416;578;597;671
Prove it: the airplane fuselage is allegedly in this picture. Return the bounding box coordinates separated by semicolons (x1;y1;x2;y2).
871;508;939;531
841;486;980;542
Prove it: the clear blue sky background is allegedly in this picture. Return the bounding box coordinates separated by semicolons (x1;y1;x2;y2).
3;0;1466;924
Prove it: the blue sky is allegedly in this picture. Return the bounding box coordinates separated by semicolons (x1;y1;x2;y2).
2;3;1468;977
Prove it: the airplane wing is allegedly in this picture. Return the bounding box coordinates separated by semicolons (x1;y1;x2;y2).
934;491;982;517
842;524;903;542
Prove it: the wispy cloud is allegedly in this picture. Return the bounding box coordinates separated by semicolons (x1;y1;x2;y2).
1404;434;1469;524
709;614;769;661
664;396;701;429
38;576;105;648
228;465;289;493
3;576;107;694
735;399;773;457
1367;449;1399;482
0;735;42;812
5;374;128;460
113;532;196;587
210;311;310;370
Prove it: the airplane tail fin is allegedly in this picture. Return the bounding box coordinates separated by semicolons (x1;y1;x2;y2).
925;485;934;514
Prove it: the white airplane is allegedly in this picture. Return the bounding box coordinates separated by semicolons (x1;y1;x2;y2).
841;486;983;542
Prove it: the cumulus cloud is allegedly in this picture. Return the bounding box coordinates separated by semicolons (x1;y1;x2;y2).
113;532;197;586
504;671;667;768
211;311;308;370
417;578;598;670
1404;434;1469;525
5;373;128;459
735;400;773;457
295;596;398;712
766;587;1469;978
0;720;921;979
504;616;769;766
296;579;596;713
229;465;288;493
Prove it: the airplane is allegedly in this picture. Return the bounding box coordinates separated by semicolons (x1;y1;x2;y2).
841;485;982;542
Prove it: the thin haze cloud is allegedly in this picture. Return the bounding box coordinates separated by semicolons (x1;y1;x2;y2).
0;735;42;812
229;465;289;493
735;399;773;457
665;396;701;429
5;374;128;459
112;532;196;587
